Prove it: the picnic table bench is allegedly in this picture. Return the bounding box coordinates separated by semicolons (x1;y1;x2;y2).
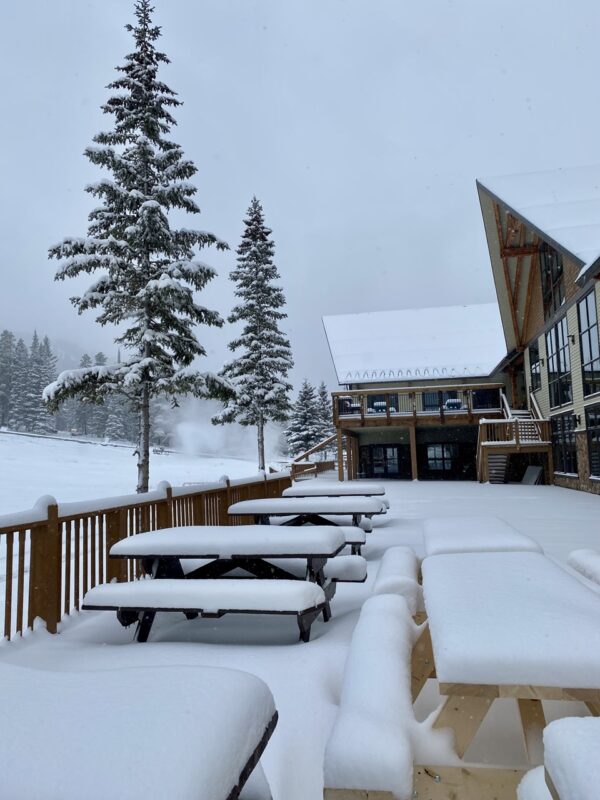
228;496;386;527
283;481;386;498
83;578;327;642
0;662;277;800
418;551;600;766
422;516;542;557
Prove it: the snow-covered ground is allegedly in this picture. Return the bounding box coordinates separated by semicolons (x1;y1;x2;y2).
1;478;600;798
0;432;258;515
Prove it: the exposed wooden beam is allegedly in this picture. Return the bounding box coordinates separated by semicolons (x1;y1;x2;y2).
494;203;521;347
501;245;539;257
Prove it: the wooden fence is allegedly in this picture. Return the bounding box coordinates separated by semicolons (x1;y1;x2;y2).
0;472;292;642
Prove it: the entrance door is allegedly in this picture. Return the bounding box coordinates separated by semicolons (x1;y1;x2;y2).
360;445;408;478
385;446;400;477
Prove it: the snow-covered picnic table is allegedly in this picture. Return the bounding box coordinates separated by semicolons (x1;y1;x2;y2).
420;551;600;762
0;662;277;800
84;525;348;641
422;516;542;557
283;481;389;507
227;496;387;527
543;717;600;799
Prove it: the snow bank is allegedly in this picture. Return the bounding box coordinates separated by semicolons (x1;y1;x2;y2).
422;516;542;556
567;548;600;586
422;551;600;686
0;662;275;800
544;716;600;800
372;546;421;615
517;767;552;800
324;594;417;799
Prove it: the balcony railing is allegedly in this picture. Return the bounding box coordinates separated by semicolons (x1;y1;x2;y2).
333;383;504;426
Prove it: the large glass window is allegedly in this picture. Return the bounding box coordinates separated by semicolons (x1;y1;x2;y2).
529;340;541;392
578;291;600;397
586;405;600;478
551;413;577;474
546;317;572;408
540;242;564;320
427;443;457;472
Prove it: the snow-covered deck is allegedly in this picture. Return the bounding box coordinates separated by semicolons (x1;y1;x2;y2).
2;480;600;799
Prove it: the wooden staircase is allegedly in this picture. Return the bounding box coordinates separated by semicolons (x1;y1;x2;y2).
487;453;509;484
476;395;552;483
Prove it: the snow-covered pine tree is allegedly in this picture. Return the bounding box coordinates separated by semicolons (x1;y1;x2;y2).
7;338;30;431
90;352;109;437
45;0;229;492
105;408;127;441
33;337;58;434
285;380;322;458
316;381;334;443
0;330;15;427
212;197;294;471
21;332;42;432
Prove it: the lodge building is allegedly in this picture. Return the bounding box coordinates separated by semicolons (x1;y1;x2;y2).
325;164;600;492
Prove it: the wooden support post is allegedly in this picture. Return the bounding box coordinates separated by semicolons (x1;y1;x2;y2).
105;508;128;583
518;698;546;765
156;484;172;529
352;437;360;480
337;429;344;482
29;500;62;634
346;435;353;482
433;694;493;758
411;625;435;701
409;425;418;481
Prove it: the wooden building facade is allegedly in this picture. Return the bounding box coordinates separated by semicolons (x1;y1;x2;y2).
478;166;600;494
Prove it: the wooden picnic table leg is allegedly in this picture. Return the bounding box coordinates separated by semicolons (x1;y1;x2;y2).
307;556;334;621
518;698;546;765
411;625;435;701
136;610;156;643
297;608;321;642
433;694;494;758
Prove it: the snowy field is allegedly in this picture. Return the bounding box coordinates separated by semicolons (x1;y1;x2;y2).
0;432;259;515
1;478;600;797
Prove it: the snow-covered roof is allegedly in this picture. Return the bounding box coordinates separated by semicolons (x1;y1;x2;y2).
323;303;507;385
478;164;600;282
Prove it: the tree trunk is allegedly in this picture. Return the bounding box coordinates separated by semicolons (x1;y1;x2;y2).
137;381;150;493
257;412;265;472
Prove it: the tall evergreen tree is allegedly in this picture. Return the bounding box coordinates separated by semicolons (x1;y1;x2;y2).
33;337;58;434
7;339;30;431
45;0;229;492
285;380;322;458
213;197;294;471
21;332;42;432
0;330;15;427
316;381;334;443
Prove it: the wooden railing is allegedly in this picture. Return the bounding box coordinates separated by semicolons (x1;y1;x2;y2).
478;419;551;447
332;383;504;427
0;472;292;641
290;460;336;480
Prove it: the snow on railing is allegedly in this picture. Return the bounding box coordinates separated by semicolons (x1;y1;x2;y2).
0;469;292;642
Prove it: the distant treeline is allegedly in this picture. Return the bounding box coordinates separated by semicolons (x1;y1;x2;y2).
0;330;174;445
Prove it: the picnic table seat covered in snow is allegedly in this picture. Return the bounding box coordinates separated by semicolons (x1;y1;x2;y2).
422;516;542;557
420;551;600;764
264;554;368;583
567;548;600;586
517;717;600;800
337;525;366;555
0;662;277;800
227;496;386;527
83;578;327;642
371;546;421;616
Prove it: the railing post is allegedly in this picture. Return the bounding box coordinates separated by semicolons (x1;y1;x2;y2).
105;508;128;583
156;482;173;529
219;478;231;526
29;498;61;634
515;420;520;450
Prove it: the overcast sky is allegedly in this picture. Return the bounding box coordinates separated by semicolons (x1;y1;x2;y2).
1;0;599;391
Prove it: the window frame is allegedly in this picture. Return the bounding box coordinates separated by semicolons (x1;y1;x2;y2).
540;241;565;321
585;404;600;478
578;290;600;398
551;412;578;475
529;340;542;393
546;317;572;409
